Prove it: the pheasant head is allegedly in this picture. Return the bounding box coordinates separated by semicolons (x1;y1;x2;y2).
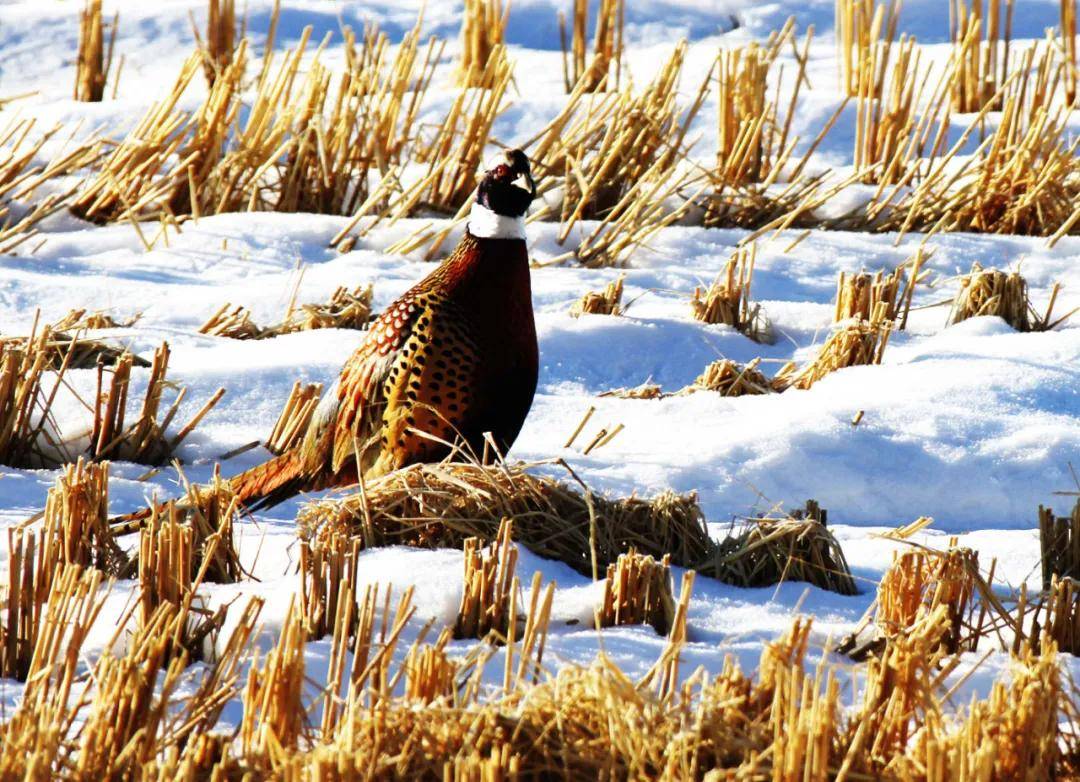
469;149;536;240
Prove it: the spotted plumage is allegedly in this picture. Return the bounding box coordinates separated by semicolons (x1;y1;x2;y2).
225;151;540;512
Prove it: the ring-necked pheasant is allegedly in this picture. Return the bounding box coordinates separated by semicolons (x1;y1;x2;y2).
224;149;539;511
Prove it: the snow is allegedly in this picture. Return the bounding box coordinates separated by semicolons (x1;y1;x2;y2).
1;0;1079;728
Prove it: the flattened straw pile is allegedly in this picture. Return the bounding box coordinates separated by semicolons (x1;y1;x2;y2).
457;0;511;88
836;0;901;97
690;245;771;342
282;284;374;332
87;342;226;464
596;550;675;634
454;518;518;640
946;263;1070;331
298;460;714;578
267;381;323;454
570;275;624;317
679;358;775;397
706;502;858;595
1040;499;1080;588
781;300;893;390
75;0;118;102
950;0;1015;113
558;0;624;92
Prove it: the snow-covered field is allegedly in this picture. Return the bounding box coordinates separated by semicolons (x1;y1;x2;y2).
1;0;1079;730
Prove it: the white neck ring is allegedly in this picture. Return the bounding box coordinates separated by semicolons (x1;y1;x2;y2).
468;201;526;240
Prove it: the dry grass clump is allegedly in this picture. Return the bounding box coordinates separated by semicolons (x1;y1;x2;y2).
570;275;624;317
1039;499;1080;588
50;308;138;331
690;245;771;342
457;0;511;88
852;37;952;186
455;518;518;640
880;85;1080;239
558;0;624;92
780;301;893;391
0;340;63;467
3;574;1077;780
599;381;664;400
417;53;512;214
75;17;444;226
529;42;708;267
201;285;374;339
267;381;323;454
198;303;262;339
0;120;103;253
833;260;920;325
916;641;1063;780
298;459;714;579
86;343;226;464
0;588;263;780
1066;0;1078;105
715;23;807;188
596;550;675;634
950;0;1015;113
0;326;139;371
707;503;858;595
282;284;374;332
241;598;307;758
194;0;242;87
75;0;119;102
70;56;201;223
875;547;982;653
0;556;106;681
834;268;898;323
42;458;127;575
946;263;1071;331
299;527;360;640
1028;575;1080;655
836;0;901;97
681;357;775;397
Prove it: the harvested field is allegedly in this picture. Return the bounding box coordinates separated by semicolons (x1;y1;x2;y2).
0;0;1078;777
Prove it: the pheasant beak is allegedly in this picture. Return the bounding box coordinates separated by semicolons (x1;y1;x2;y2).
504;149;536;198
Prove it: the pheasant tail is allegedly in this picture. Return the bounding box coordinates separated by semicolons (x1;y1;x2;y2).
228;450;309;512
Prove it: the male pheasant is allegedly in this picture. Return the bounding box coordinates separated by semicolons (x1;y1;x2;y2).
226;149;539;511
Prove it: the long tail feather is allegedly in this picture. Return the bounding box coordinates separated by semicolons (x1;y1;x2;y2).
228;450;309;512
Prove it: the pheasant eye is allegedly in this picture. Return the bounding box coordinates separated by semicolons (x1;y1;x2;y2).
492;164;511;178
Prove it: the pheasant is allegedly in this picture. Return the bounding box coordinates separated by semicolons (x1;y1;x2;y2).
223;150;540;511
